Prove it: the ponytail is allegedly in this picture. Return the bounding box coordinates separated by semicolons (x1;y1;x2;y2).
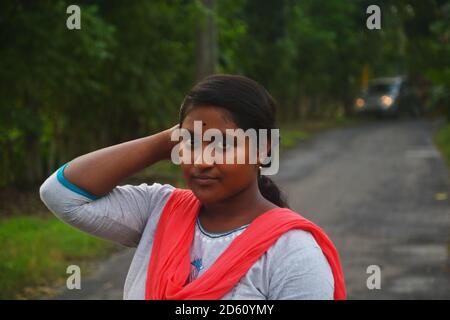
258;174;289;208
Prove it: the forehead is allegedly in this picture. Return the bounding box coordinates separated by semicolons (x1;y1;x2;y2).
181;106;238;131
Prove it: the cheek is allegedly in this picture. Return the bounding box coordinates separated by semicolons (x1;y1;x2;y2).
219;164;256;189
185;165;257;204
232;139;257;165
179;143;195;164
180;164;192;181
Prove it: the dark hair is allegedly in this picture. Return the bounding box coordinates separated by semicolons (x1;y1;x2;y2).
179;74;288;208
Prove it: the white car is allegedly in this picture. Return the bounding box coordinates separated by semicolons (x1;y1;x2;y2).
354;76;423;118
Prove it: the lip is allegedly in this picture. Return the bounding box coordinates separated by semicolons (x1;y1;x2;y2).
191;175;219;186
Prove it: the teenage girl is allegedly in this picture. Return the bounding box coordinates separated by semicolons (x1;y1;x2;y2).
40;74;345;300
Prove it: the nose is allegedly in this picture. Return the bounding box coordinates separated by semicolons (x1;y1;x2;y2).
193;148;214;169
193;161;214;170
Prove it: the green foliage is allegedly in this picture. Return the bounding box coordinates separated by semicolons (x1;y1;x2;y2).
435;122;450;169
0;216;117;299
280;129;310;150
0;0;196;186
0;0;447;187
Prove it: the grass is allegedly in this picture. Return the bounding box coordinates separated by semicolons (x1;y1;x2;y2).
435;121;450;169
280;127;311;150
0;215;118;299
295;115;368;133
433;120;450;257
280;115;367;150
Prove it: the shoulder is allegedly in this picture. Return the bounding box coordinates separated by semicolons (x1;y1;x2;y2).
265;228;335;299
267;229;326;266
277;228;320;247
263;209;329;260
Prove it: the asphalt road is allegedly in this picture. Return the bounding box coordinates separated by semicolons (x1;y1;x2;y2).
52;117;450;300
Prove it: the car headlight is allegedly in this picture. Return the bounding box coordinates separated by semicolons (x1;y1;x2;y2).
355;98;365;108
381;95;393;107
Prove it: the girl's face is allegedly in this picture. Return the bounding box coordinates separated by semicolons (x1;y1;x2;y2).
180;105;259;204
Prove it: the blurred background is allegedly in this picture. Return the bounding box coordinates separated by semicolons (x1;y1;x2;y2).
0;0;449;299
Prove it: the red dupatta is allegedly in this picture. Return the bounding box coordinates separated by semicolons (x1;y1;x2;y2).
145;189;346;300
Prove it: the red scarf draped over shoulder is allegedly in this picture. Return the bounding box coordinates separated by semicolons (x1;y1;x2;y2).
145;189;346;300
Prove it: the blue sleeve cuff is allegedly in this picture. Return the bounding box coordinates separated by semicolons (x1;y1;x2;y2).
56;163;100;201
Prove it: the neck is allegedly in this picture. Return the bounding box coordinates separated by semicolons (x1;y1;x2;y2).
199;181;277;230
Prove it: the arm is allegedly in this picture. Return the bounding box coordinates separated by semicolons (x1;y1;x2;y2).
63;125;178;197
39;125;179;247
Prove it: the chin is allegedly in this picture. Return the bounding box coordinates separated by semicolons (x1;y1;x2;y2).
189;185;226;204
